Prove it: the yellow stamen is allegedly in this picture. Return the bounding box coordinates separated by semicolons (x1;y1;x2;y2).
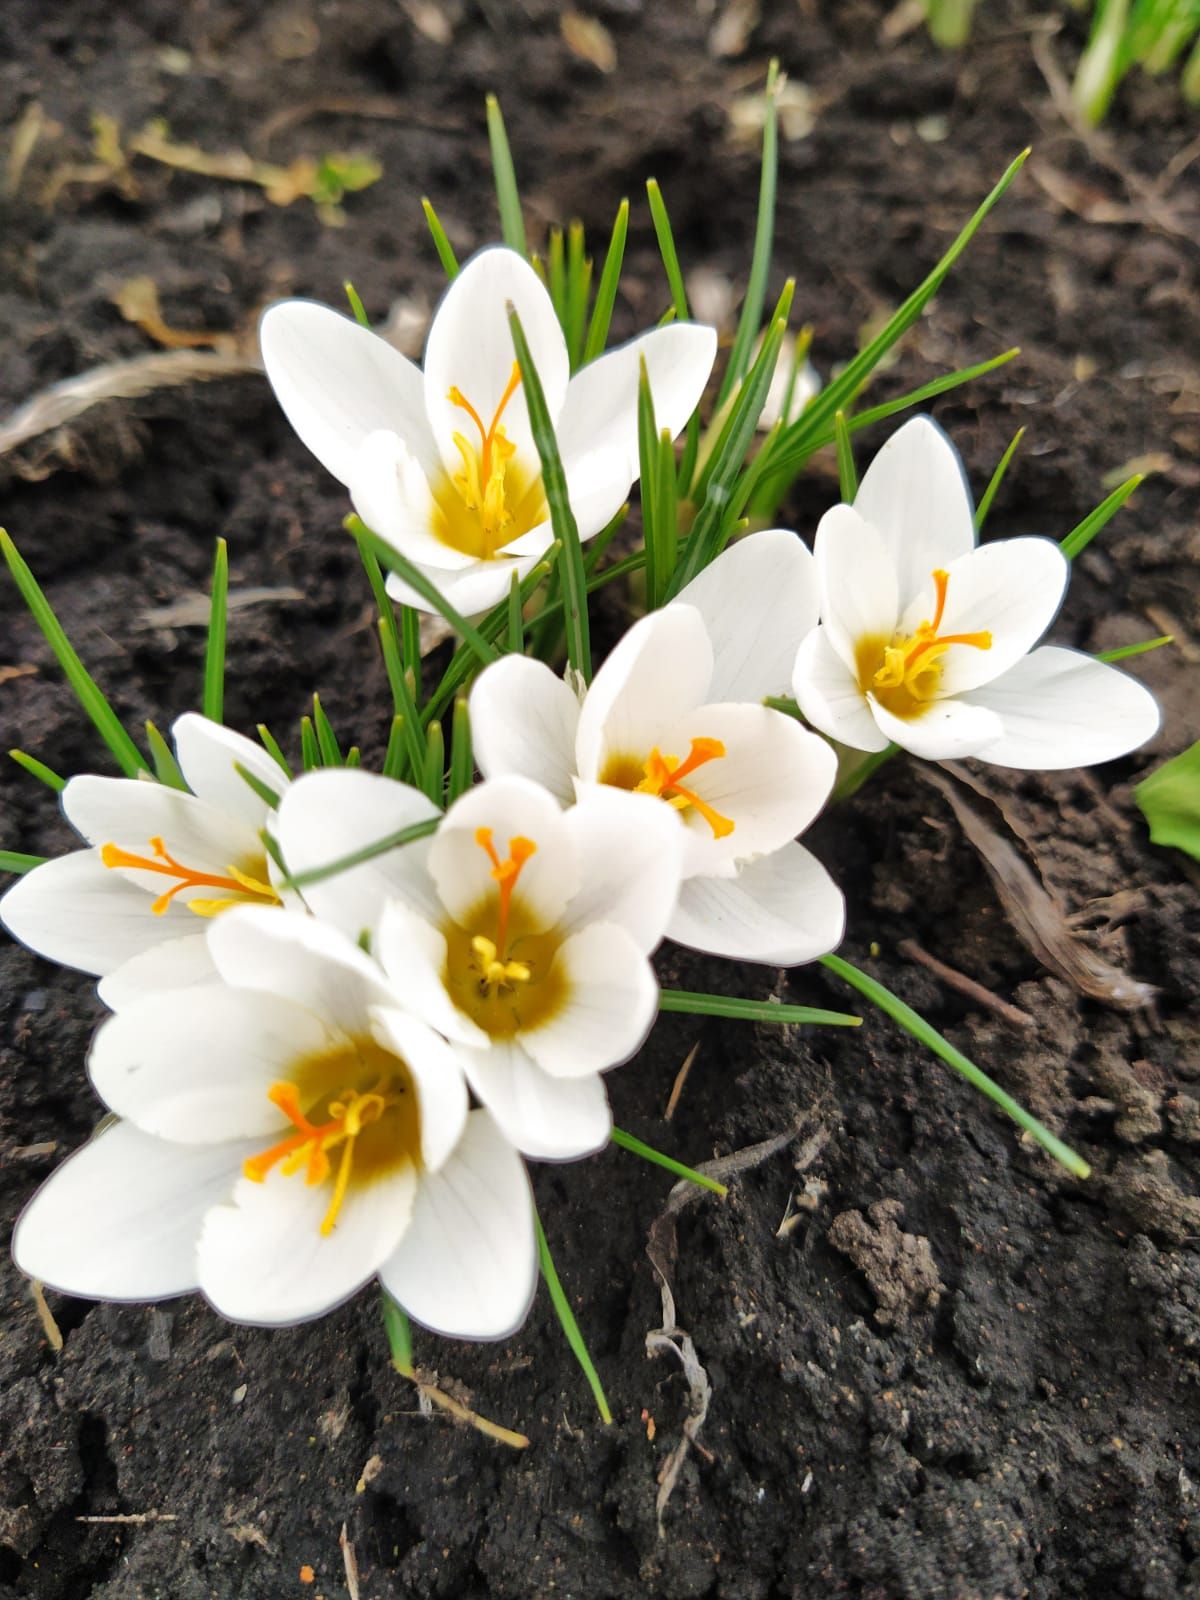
100;836;279;917
635;737;735;840
446;362;523;559
869;568;992;706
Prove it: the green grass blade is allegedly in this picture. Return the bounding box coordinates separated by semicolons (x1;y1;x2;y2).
717;60;779;407
382;714;407;780
508;310;591;680
846;349;1021;441
506;570;524;653
565;221;591;371
658;989;862;1027
0;529;147;778
448;698;473;803
345;746;361;769
300;715;321;771
203;537;228;725
257;723;293;779
357;533;424;779
583;199;629;363
344;280;370;326
312;695;343;766
638;359;662;608
486;94;527;258
534;1210;611;1425
610;1126;727;1196
834;410;857;501
401;606;422;678
655;429;680;592
1;850;46;874
9;749;66;792
423;719;444;806
421;198;460;279
282;815;440;892
144;721;188;790
1060;474;1143;561
1096;634;1173;664
819;953;1090;1178
234;761;281;810
831;743;899;804
975;426;1026;531
547;226;566;325
646;179;689;317
349;516;499;668
380;1287;414;1376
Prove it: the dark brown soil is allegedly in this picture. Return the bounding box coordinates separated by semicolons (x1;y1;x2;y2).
2;1;1199;1596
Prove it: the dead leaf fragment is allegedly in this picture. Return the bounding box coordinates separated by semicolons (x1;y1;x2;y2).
561;11;616;73
113;277;238;353
709;0;759;57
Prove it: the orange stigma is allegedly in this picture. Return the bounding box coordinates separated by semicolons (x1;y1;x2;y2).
873;567;992;702
474;826;537;957
100;836;278;917
637;737;735;839
448;360;522;490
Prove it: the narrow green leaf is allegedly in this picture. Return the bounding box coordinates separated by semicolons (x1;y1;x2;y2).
610;1126;727;1196
349;516;499;669
583;199;629;363
345;746;361;768
508;310;591;680
764;694;801;716
9;749;66;792
1136;739;1200;860
312;695;343;767
344;280;370;327
357;533;423;779
1061;473;1143;561
676;410;701;499
717;59;780;407
1096;634;1173;664
637;359;662;609
448;699;473;802
819;953;1090;1178
401;606;422;678
645;179;689;317
658;989;862;1027
423;551;558;725
144;722;188;790
257;723;293;779
300;715;321;772
382;714;407;780
486;94;527;258
834;410;857;501
506;570;524;653
423;720;444;806
203;537;228;725
831;743;899;804
547;226;566;325
0;850;45;874
381;1288;414;1376
655;428;680;594
282;815;440;891
0;529;147;778
845;350;1021;444
534;1210;612;1425
565;220;591;371
975;426;1026;531
421;197;460;279
234;761;281;810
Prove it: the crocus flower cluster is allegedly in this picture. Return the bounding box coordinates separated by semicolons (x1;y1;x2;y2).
0;243;1161;1357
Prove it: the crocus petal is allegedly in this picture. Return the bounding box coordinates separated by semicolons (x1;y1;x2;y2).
430;777;580;933
259;299;438;486
574;605;713;782
172;712;287;830
97;932;217;1011
349;429;474;572
667;841;845;965
374;901;489;1049
383;548;546;617
0;849;176;977
369;1007;469;1173
275;769;442;938
206;905;392;1036
423;246;567;479
199;1159;419;1325
814;504;900;676
963;646;1161;769
379;1109;536;1341
673;528;820;702
520;922;657;1079
554;322;716;474
89;985;336;1142
869;693;1003;760
461;1039;612;1161
559;785;683;951
792;626;890;753
853;415;977;603
468;654;581;803
13;1121;247;1301
560;444;637;542
898;537;1069;696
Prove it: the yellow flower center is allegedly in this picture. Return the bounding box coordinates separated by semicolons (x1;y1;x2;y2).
100;835;280;918
433;361;548;562
242;1040;420;1236
857;567;993;719
601;737;735;840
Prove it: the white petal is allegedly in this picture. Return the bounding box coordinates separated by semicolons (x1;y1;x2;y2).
259;299;438;487
898;537;1068;696
198;1159;418;1325
668;841;845;965
0;849;176;977
349;429;474;572
561;444;636;542
574;605;712;781
383;548;546;617
964;646;1161;769
423;247;567;478
792;626;889;753
672;528;820;702
89;985;336;1141
469;654;581;803
369;1007;469;1173
379;1109;536;1341
520;923;657;1079
275;769;442;938
555;322;717;472
869;692;1003;760
813;504;900;675
430;777;579;933
374;901;488;1048
853;415;977;604
13;1121;247;1301
559;785;683;950
206;905;393;1036
172;713;287;830
97;932;217;1011
461;1039;612;1161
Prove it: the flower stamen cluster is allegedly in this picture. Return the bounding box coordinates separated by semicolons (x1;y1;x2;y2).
635;738;735;839
100;835;279;918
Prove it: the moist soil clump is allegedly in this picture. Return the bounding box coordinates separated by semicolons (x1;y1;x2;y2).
1;2;1199;1596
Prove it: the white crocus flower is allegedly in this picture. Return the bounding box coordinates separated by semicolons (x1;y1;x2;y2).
792;416;1161;766
259;246;717;615
275;771;684;1163
13;907;536;1338
469;530;844;967
0;714;289;1010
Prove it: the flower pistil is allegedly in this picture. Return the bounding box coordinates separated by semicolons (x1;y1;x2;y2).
100;835;279;917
